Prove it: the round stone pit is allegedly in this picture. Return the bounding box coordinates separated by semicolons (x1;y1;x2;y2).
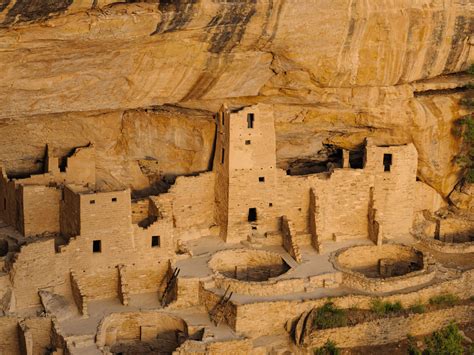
333;244;436;294
208;249;303;297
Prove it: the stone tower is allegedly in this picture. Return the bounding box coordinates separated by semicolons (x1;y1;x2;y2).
213;104;280;243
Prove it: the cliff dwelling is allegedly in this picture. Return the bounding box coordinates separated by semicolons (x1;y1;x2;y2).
0;1;473;354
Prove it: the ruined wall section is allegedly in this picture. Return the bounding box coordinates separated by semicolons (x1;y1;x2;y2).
311;169;374;241
163;172;216;241
9;239;70;310
366;142;418;239
0;145;96;237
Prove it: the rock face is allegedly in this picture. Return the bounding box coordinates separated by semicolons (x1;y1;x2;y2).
0;0;472;195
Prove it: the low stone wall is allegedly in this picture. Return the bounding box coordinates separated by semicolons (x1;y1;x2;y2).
96;311;188;349
214;275;306;297
415;234;474;254
173;338;258;355
281;216;302;263
232;269;474;337
333;244;436;293
209;249;291;282
304;305;473;348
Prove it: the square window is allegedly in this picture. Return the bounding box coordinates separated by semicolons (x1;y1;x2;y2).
90;200;95;204
92;240;101;253
245;140;251;145
111;197;117;202
151;236;161;248
259;177;265;182
269;203;273;207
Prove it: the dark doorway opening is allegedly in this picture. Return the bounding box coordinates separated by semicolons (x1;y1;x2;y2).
383;153;392;172
349;150;364;169
248;208;257;222
92;240;101;253
151;235;161;247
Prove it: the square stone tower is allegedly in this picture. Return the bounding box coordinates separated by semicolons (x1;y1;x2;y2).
213;104;279;243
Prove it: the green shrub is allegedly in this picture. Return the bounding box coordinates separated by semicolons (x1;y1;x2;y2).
429;294;460;307
370;299;403;315
468;64;474;75
423;323;464;355
409;302;426;314
314;340;340;355
313;302;347;330
407;334;422;355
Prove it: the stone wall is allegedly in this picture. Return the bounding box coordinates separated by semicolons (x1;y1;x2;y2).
0;317;20;355
96;311;188;349
18;317;53;355
366;141;418;239
232;269;473;337
0;144;96;237
21;185;61;236
312;169;373;241
9;187;173;310
214;104;280;242
305;305;473;348
164;172;216;241
174;338;256;355
281;216;302;263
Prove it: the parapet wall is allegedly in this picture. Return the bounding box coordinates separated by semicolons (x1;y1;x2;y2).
305;305;473;349
232;269;473;337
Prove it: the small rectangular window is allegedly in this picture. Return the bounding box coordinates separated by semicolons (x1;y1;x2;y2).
92;240;101;253
111;197;117;202
245;140;251;145
221;148;225;164
247;113;254;129
151;236;160;248
221;114;225;126
3;198;6;210
269;203;273;207
259;177;265;182
383;153;392;172
90;200;95;204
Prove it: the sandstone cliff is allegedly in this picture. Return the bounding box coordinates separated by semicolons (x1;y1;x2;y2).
0;0;472;196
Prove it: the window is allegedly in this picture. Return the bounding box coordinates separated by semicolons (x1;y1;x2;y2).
248;208;257;222
3;198;6;210
221;148;225;164
151;236;160;248
111;197;117;202
259;177;265;182
90;200;96;204
383;153;392;172
247;113;254;129
92;240;101;253
245;140;251;145
269;203;273;207
221;113;225;126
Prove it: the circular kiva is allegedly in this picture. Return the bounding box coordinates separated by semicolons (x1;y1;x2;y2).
332;244;435;294
209;248;290;282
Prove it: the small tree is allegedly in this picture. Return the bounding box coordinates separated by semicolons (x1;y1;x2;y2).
314;340;341;355
423;323;464;355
